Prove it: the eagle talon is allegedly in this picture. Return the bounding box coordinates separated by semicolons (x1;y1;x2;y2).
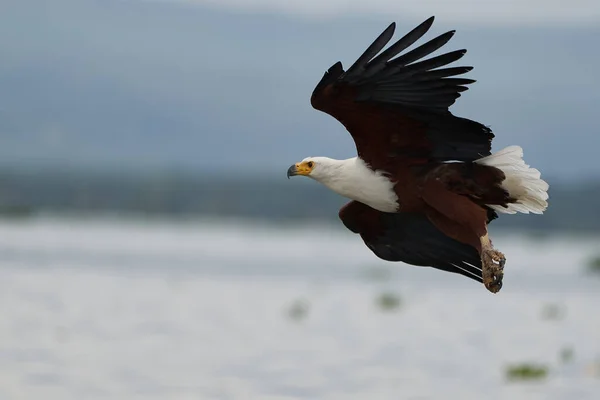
498;256;506;270
482;249;505;294
491;252;506;270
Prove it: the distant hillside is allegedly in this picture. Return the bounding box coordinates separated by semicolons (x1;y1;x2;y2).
1;1;599;179
0;168;598;233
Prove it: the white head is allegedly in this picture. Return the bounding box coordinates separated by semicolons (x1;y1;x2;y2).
287;155;400;213
286;157;342;182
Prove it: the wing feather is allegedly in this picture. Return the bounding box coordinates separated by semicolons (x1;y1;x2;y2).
357;16;435;81
339;201;483;283
310;17;493;168
345;22;396;79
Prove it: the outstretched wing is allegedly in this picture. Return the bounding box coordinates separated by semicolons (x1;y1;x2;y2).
311;17;493;171
339;201;483;282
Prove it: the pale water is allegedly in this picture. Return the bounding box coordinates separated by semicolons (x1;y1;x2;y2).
0;216;599;399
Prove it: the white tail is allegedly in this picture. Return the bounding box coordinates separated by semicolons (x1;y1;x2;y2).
475;145;549;214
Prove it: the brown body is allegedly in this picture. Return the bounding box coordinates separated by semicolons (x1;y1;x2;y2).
339;162;502;253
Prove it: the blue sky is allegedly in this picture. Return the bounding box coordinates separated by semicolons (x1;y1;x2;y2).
1;0;599;180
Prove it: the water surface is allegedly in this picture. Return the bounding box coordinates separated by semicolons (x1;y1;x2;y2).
0;216;598;399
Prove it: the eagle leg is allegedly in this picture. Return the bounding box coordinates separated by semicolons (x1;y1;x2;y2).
480;234;505;293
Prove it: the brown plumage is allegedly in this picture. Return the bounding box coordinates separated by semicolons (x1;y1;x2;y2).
288;16;549;293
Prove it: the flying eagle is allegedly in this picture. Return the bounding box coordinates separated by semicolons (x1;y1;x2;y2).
287;17;549;293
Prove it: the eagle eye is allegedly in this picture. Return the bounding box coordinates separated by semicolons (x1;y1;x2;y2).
307;161;314;168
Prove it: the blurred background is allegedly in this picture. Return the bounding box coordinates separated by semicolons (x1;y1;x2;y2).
1;0;599;399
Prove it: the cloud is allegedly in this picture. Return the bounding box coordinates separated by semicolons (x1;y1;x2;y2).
145;0;600;26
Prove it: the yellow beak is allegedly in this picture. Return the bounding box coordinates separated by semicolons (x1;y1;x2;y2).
287;162;312;178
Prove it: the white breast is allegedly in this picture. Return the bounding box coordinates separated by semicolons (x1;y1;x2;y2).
313;157;399;213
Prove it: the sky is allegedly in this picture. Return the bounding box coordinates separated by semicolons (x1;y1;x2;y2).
1;0;599;180
172;0;600;25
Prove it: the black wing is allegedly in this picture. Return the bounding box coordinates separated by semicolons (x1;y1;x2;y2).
311;16;493;164
339;201;483;282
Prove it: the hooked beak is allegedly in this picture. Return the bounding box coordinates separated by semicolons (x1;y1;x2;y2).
287;161;313;179
287;164;297;179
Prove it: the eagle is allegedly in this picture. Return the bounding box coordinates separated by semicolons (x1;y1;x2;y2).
286;17;549;293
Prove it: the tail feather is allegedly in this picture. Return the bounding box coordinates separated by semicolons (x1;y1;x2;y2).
475;146;549;214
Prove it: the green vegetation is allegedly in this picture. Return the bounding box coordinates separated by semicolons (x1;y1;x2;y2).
286;299;310;321
586;256;600;274
541;303;566;321
525;230;551;242
376;292;401;312
559;347;574;364
361;266;393;282
0;205;34;218
505;363;549;381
